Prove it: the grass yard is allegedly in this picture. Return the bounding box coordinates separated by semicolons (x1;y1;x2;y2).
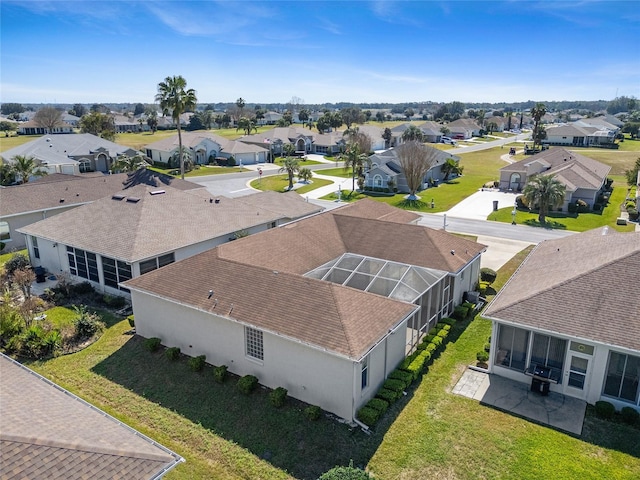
26;249;640;480
0;134;42;152
0;249;27;265
250;175;332;194
488;176;636;232
42;306;78;330
147;165;244;178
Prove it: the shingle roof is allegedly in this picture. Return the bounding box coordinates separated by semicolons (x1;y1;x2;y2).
17;186;295;262
483;228;640;352
0;354;182;479
0;170;202;218
233;190;324;221
144;131;267;155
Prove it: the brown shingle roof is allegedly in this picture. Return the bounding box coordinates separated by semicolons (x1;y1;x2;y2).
0;354;182;479
0;170;202;218
233;190;324;221
483;228;640;351
331;198;420;224
125;254;417;360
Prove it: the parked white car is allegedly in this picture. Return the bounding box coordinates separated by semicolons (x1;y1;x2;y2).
441;136;456;145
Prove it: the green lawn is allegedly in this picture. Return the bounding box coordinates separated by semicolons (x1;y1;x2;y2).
250;175;332;194
0;134;42;153
274;157;322;166
26;250;640;480
42;306;78;330
487;176;636;232
148;165;244;177
0;249;27;266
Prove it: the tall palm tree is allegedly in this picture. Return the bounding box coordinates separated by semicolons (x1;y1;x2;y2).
341;142;369;192
279;156;300;191
11;155;48;184
111;153;148;173
401;125;424;143
155;75;197;179
530;103;547;149
522;174;566;224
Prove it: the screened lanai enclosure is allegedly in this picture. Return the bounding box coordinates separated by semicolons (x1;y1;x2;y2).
305;253;454;353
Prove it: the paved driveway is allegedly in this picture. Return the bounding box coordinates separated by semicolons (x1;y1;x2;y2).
438;189;520;221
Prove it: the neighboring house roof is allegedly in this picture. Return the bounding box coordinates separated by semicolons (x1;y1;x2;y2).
1;133;134;165
125;200;485;360
0;170;201;218
0;353;183;479
574;117;620;130
144;131;267;156
447;118;480;131
17;186;318;263
545;124;597;137
500;147;610;191
233;190;324;220
369;145;459;172
17;119;73;130
329;198;420;224
483;228;640;352
239;127;342;148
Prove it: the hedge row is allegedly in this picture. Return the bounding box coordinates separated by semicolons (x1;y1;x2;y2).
357;318;458;427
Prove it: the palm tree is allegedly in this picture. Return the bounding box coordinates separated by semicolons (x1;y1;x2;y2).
146;109;158;133
236;97;245;119
441;158;464;181
522;174;566;224
279;157;300;191
155;75;197;179
236;117;257;135
169;147;193;173
530;103;547;149
298;167;313;183
401;125;424;143
111;153;148;173
341;142;369;192
0;159;16;186
11;155;48;184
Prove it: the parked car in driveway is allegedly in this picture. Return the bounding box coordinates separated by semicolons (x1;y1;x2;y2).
441;136;457;145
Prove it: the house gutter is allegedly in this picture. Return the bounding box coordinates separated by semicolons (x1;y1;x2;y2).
2;202;93;219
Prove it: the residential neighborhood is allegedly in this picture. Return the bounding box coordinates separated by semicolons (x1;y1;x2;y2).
1;2;639;479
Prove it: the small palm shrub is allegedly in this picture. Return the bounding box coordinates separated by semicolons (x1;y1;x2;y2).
188;355;206;372
73;306;105;339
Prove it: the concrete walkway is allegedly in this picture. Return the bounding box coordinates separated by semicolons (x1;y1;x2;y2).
453;368;586;436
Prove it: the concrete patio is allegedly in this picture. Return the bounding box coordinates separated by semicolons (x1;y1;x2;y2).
453;367;586;436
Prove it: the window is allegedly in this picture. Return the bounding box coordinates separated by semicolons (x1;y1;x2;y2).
0;222;10;242
495;324;529;371
139;253;175;275
67;246;98;282
102;256;132;291
373;174;383;187
603;352;640;404
361;356;369;390
529;333;566;384
32;236;40;259
245;327;263;361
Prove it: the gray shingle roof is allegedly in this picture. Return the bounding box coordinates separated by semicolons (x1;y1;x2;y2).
0;354;183;479
483;228;640;352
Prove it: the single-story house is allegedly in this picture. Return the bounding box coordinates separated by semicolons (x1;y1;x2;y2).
113;114;143;133
483;228;640;413
575;116;622;131
365;146;461;193
446;118;481;139
239;127;345;156
144;131;269;166
1;133;138;175
544;123;617;147
0;353;183;478
17;120;74;135
355;125;385;151
498;147;610;209
388;121;444;146
18;187;323;296
123;199;486;422
0;169;201;249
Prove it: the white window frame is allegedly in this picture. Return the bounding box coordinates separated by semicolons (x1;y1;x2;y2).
245;327;264;362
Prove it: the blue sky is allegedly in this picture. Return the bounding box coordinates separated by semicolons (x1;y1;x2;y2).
1;1;638;104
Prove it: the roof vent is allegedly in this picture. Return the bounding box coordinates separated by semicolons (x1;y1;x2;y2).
112;194;125;201
59;198;64;203
450;250;455;255
126;197;141;203
149;190;165;195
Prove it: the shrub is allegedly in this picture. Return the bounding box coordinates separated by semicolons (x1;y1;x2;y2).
415;342;427;351
424;334;436;343
144;337;162;352
269;387;288;408
428;327;438;336
356;406;380;427
398;352;418;370
440;317;456;326
213;365;228;383
102;294;126;308
628;208;639;221
73;306;104;339
452;305;469;320
227;155;236;167
480;267;497;284
476;351;489;363
237;374;258;394
319;464;371;480
425;343;438;354
388;369;413;388
366;398;389;415
72;281;95;295
376;388;400;404
383;378;405;394
188;354;206;372
484;343;491;352
304;405;322;421
405;351;431;379
165;346;180;360
430;335;443;347
127;316;135;328
595;400;615;419
5;253;30;275
436;323;451;331
436;328;449;339
620;406;639;425
462;302;476;315
21;325;61;359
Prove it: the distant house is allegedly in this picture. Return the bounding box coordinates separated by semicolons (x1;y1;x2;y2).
544;124;616;147
0;170;201;249
365;146;460;193
17;120;74;135
483;228;640;413
113;114;143;133
498;147;610;209
446;118;481;139
240;127;345;156
0;353;183;478
1;133;137;175
19;188;323;296
123;200;486;422
144;131;269;166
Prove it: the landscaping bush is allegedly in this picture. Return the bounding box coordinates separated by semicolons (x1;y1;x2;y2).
21;325;61;359
304;405;322;421
425;334;437;343
436;323;451;331
188;354;206;372
71;281;95;295
318;464;371;480
383;378;405;395
425;343;438;354
269;387;288;408
405;351;431;379
5;253;30;276
440;317;456;326
376;388;400;404
127;316;135;328
227;155;236;167
480;267;497;284
628;208;639;221
430;335;443;347
388;369;413;388
595;400;615;419
476;351;489;363
484;343;491;352
436;328;449;339
73;306;105;339
102;294;126;308
165;346;180;361
428;327;438;336
620;406;639;425
366;398;389;415
356;406;380;427
144;337;162;352
213;365;228;383
416;342;427;351
398;352;418;370
452;305;469;320
237;374;258;394
462;302;476;315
